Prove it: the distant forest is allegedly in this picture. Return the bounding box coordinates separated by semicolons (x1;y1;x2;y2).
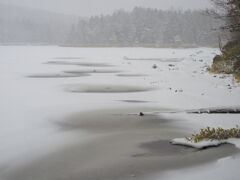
0;3;76;45
0;4;222;47
65;7;222;47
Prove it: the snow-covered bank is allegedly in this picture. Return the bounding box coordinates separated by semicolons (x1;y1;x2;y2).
171;138;240;149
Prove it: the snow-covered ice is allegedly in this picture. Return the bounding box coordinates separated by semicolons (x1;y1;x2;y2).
0;46;240;179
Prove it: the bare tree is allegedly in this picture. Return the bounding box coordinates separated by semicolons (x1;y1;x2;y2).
208;0;240;39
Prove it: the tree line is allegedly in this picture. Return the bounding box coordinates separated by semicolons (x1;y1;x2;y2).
0;4;223;47
65;7;222;47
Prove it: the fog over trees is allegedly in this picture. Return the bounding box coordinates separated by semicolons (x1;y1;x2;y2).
0;4;222;46
66;7;222;47
0;3;76;44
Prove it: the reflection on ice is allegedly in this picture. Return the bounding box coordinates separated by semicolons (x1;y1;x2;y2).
64;69;122;74
116;73;148;77
65;83;157;93
45;61;113;67
27;73;90;78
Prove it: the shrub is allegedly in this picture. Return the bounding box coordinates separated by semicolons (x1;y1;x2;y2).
186;126;240;143
210;40;240;80
235;72;240;82
233;60;240;72
210;55;226;73
222;40;240;52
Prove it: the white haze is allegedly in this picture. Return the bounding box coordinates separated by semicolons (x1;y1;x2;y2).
0;0;212;16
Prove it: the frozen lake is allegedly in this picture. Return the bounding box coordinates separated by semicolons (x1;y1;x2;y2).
0;46;240;180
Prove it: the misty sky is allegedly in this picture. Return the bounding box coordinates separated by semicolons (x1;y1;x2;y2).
0;0;212;16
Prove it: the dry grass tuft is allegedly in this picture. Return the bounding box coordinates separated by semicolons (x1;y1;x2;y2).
186;126;240;143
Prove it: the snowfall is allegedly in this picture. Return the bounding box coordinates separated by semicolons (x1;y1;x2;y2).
0;46;240;180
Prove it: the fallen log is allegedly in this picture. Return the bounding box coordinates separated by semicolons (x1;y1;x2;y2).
187;107;240;114
134;106;240;116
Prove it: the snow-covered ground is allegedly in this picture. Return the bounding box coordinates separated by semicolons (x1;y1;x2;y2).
0;46;240;179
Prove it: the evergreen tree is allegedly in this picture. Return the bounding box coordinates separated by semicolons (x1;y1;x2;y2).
66;8;221;47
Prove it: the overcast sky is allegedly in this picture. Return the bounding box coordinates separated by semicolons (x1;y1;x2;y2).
0;0;212;16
